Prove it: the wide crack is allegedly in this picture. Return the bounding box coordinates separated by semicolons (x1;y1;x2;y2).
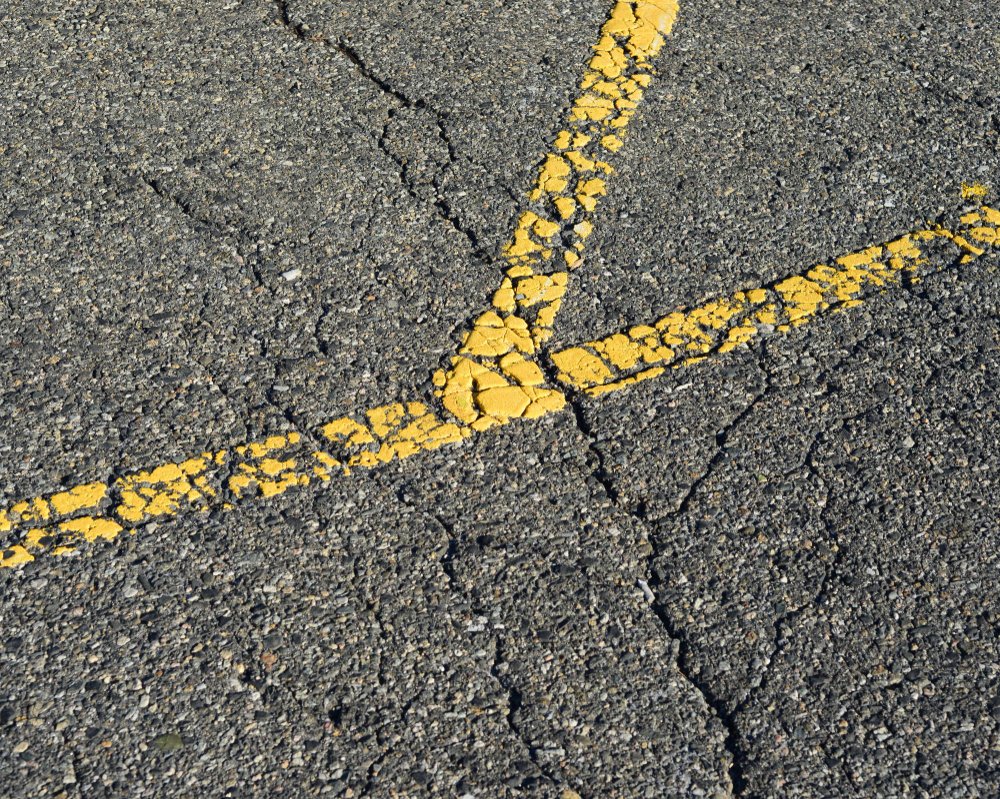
553;390;758;796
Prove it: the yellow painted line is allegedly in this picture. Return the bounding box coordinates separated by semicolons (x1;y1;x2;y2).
431;0;680;431
1;0;995;569
3;202;996;568
551;205;1000;395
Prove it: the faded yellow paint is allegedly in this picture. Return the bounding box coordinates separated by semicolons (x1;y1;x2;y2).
48;482;108;516
962;182;989;199
116;454;221;523
552;206;1000;392
431;0;680;432
775;275;826;326
58;517;124;543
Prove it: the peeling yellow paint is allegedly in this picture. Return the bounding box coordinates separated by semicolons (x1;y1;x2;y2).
0;1;992;573
58;516;124;543
48;482;108;516
962;182;989;199
552;206;1000;392
431;0;680;431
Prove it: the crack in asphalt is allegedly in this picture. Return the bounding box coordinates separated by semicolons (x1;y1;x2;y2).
668;349;775;526
552;373;763;797
139;174;280;295
488;635;568;794
428;513;581;794
746;439;844;711
140;175;254;254
545;331;890;796
274;0;490;265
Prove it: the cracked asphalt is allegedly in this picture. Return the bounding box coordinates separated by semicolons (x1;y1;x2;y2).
2;1;1000;797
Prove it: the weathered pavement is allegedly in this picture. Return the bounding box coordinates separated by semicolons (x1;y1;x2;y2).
2;1;999;796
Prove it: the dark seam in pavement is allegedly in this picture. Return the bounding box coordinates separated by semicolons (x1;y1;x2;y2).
273;0;491;265
262;385;313;441
139;174;279;294
249;335;321;446
429;115;493;264
731;415;863;795
670;363;774;524
360;696;419;796
138;164;349;261
140;174;342;448
543;352;752;799
488;635;572;794
178;299;255;442
433;513;459;592
885;51;999;121
541;347;768;797
565;398;619;505
618;304;960;793
375;110;421;202
312;300;336;358
739;431;838;708
640;385;767;798
140;175;254;253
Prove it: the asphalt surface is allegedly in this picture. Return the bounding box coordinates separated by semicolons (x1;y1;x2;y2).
2;1;999;797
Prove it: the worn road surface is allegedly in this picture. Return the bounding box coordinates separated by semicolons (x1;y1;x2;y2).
2;1;999;797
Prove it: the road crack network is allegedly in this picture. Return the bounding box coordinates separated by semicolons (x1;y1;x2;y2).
559;377;756;796
430;512;578;793
274;0;489;264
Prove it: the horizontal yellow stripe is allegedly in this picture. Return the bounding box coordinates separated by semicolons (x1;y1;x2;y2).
3;204;995;569
551;206;1000;395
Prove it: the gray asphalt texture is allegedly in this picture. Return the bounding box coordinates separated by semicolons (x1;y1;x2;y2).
2;1;999;797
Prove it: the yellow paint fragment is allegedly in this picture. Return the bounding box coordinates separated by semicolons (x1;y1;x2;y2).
551;347;615;388
424;0;682;428
1;546;34;568
116;460;207;523
48;482;108;516
11;498;51;523
601;134;624;152
719;324;759;353
775;276;826;325
554;196;577;219
58;517;123;543
962;182;989;199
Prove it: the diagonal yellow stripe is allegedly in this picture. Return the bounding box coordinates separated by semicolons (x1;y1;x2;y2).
431;1;680;431
3;203;996;568
551;206;1000;395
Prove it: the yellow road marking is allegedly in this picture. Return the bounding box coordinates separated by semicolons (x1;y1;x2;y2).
552;206;1000;395
3;202;996;568
433;0;679;430
3;0;683;567
963;181;990;199
1;1;995;569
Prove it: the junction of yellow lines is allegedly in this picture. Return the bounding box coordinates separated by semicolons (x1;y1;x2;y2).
1;1;995;569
